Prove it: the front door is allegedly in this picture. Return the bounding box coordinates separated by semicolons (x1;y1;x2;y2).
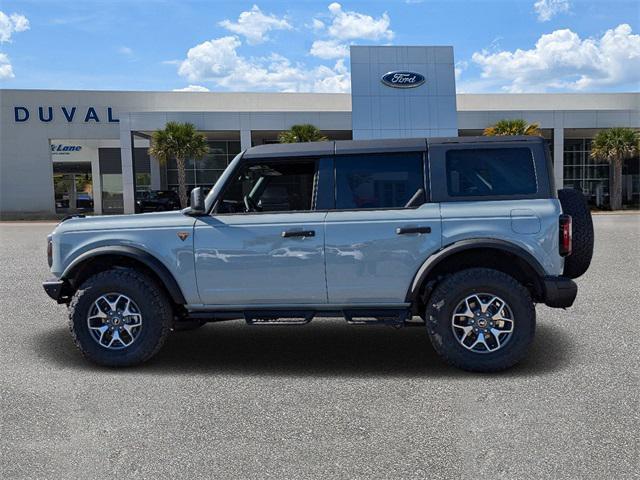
324;152;442;305
194;158;327;306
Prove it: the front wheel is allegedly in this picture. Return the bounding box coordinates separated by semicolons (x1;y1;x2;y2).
68;268;173;367
425;268;536;372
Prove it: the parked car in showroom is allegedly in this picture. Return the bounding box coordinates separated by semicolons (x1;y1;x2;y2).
43;136;593;372
75;192;94;210
55;192;93;211
135;190;181;212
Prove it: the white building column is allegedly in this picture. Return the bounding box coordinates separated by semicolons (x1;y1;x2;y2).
91;151;102;215
119;116;136;214
240;129;252;151
553;127;564;190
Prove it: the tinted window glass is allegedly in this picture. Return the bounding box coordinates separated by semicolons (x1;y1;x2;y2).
446;148;537;197
335;153;424;209
217;160;316;213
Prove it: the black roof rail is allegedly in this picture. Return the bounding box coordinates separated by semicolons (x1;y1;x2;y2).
243;135;544;158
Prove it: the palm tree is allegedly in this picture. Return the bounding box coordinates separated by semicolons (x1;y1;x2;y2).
148;122;209;209
483;119;542;137
590;127;640;210
278;124;328;143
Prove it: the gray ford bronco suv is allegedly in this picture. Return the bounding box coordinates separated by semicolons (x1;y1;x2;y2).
43;136;594;372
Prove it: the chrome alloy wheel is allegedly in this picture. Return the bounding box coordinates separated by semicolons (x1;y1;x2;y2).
87;293;143;350
451;293;514;353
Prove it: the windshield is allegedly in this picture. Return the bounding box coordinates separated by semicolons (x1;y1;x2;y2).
204;151;244;212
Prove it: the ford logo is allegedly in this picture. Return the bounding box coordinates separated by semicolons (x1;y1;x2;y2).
381;71;425;89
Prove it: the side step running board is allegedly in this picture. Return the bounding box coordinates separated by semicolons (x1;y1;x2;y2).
343;309;410;327
244;310;314;325
191;308;424;327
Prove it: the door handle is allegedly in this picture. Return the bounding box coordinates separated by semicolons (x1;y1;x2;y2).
282;230;316;238
396;226;431;235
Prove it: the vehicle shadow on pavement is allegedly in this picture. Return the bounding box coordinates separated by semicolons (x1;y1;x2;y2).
36;320;571;378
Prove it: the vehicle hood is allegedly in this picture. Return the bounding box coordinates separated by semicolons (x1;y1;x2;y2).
52;211;196;234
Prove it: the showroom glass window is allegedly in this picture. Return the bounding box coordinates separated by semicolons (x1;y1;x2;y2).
166;140;241;194
334;153;425;209
563;138;610;207
563;137;639;208
133;147;152;192
445;148;537;197
99;148;124;214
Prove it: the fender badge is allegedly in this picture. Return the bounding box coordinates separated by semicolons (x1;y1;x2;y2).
177;232;189;241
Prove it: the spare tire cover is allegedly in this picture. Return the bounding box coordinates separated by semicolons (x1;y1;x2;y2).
558;189;594;279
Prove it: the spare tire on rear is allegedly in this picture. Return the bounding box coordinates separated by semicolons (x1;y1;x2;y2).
558;189;594;279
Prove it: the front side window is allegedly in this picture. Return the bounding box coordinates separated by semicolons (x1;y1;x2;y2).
216;160;316;214
334;153;425;209
446;148;537;197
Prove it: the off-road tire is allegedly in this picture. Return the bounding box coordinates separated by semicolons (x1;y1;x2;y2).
558;188;594;279
68;268;172;367
425;268;536;373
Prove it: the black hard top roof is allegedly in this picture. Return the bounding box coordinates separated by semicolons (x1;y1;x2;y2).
242;135;544;159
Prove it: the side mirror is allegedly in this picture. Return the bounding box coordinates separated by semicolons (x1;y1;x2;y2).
189;187;205;215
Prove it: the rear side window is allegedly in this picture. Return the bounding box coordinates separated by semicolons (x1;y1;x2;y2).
446;148;537;197
335;153;424;209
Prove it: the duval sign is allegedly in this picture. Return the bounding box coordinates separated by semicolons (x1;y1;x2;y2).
14;106;119;123
381;71;426;89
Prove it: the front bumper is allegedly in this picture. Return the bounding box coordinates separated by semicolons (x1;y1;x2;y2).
43;278;72;304
543;276;577;308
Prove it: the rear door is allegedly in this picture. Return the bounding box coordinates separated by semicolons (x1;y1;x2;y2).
324;151;442;305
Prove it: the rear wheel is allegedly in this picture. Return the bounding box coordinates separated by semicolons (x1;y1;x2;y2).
68;268;172;367
425;268;535;372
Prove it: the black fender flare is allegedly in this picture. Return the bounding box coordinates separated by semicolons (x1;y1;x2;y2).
62;245;186;305
406;238;546;303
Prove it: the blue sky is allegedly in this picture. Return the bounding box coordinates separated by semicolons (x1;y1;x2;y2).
0;0;638;93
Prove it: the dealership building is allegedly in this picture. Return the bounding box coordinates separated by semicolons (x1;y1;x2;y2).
1;45;638;217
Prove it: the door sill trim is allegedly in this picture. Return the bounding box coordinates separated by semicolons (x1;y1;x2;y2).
186;302;411;312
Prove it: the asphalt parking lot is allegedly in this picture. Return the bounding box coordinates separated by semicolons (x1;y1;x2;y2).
1;215;638;479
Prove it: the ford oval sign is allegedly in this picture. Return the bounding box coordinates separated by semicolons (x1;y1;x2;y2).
381;71;425;89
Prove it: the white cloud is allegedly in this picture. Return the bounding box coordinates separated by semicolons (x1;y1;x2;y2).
310;39;349;59
118;46;133;56
219;5;291;45
308;3;393;60
311;59;350;93
0;11;29;43
177;4;395;92
471;24;640;92
533;0;570;22
324;2;393;41
454;60;468;81
173;85;210;92
0;52;14;79
178;36;243;82
311;18;325;31
177;35;350;93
